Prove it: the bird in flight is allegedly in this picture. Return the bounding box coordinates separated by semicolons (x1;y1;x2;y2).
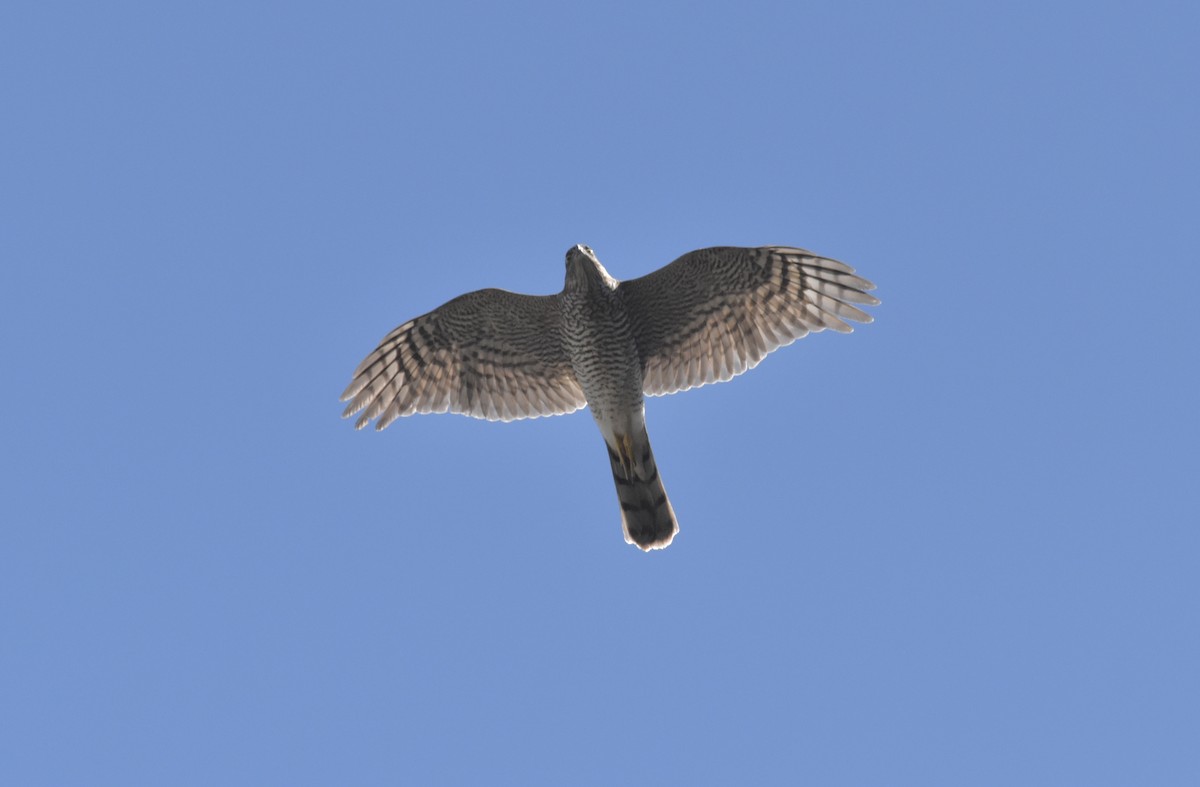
341;245;878;551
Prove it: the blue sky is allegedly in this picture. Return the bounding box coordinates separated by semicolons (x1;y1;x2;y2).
3;1;1198;784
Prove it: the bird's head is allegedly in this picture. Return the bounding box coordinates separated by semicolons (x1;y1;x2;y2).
564;244;617;293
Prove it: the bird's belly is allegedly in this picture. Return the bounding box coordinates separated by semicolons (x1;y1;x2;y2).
561;304;644;422
570;339;641;413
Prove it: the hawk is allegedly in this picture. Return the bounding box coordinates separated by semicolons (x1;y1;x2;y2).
340;245;878;550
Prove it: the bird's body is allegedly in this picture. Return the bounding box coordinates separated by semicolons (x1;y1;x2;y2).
561;247;676;547
341;244;878;550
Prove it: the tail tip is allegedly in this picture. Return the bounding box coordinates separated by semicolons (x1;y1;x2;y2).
623;519;680;551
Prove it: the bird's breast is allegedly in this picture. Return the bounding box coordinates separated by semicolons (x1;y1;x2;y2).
561;290;644;419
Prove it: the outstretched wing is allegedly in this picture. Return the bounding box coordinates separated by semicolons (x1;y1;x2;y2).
340;289;587;429
617;246;878;397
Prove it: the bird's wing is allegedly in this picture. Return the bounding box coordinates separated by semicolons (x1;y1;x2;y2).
340;289;586;429
617;246;878;397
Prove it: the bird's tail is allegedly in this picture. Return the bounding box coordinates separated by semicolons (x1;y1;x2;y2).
606;428;678;551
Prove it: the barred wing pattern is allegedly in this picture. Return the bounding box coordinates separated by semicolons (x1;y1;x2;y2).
618;247;879;397
340;289;587;429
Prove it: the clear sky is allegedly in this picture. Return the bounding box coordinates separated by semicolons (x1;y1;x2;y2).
3;1;1198;784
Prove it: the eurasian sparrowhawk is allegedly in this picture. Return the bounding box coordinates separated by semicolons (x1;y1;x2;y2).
341;245;878;550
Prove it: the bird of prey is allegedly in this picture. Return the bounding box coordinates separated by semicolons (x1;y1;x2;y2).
340;245;878;551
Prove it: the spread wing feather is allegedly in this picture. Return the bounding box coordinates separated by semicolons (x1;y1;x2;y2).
340;289;586;429
617;246;879;397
